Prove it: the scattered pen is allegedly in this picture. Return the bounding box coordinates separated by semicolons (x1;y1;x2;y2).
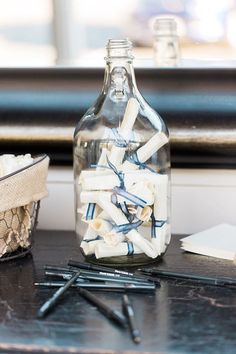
35;281;156;293
122;294;141;344
138;268;236;287
68;260;133;276
37;271;80;318
67;261;160;286
78;287;127;327
45;265;74;273
44;269;154;287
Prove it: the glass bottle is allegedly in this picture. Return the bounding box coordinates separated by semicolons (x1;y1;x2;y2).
153;17;180;67
73;39;170;267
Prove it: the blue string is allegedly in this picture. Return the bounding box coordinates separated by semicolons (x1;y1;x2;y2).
83;236;102;243
119;202;135;222
126;241;134;255
151;213;166;238
85;203;96;220
119;201;129;215
90;164;110;169
106;157;125;189
125;151;156;173
113;186;147;208
114;219;143;234
110;196;135;223
111;128;127;148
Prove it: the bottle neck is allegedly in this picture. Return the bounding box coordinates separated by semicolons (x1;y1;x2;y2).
103;59;137;97
102;39;138;99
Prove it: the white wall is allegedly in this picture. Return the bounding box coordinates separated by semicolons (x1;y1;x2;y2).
38;167;236;235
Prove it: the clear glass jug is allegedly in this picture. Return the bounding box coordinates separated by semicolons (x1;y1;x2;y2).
153;17;180;67
74;39;171;266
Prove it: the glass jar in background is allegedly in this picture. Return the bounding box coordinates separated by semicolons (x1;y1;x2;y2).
73;38;171;267
152;17;180;67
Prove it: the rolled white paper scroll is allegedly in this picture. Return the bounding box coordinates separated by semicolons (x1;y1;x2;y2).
136;205;152;222
78;170;110;185
103;231;125;246
137;225;152;241
151;177;169;254
83;210;111;241
95;241;143;259
81;170;164;192
88;217;125;246
97;147;110;169
80;191;109;204
127;229;158;258
96;193;158;258
109;98;139;166
128;180;155;205
83;228;99;241
81;239;105;256
84;203;100;221
89;218;113;237
119;98;140;140
122;132;168;171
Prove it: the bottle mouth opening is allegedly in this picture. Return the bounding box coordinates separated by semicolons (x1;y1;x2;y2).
105;38;134;60
153;17;177;36
106;39;132;50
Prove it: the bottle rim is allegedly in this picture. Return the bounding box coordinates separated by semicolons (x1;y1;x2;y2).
153;17;178;36
106;38;132;49
105;38;134;61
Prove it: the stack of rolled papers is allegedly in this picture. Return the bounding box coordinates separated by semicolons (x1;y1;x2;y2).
78;98;170;260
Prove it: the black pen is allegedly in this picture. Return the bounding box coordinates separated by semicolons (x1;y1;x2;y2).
67;261;160;285
78;287;127;327
35;281;156;293
45;269;154;286
122;294;141;344
138;269;236;287
37;271;80;318
68;260;133;276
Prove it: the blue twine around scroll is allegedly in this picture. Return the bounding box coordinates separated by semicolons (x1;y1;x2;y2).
83;235;103;242
114;219;143;234
151;213;166;238
118;201;129;215
90;164;110;169
125;151;156;173
111;128;127;148
126;241;134;255
85;203;96;220
106;157;125;189
110;194;135;222
113;186;147;208
119;202;136;222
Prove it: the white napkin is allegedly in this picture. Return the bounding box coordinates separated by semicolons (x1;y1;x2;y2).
181;223;236;261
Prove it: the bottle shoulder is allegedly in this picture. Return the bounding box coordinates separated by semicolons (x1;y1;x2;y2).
74;92;168;140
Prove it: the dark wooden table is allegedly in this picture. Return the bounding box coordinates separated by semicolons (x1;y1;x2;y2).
0;230;235;354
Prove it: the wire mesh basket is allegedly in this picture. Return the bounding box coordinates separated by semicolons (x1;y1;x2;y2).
0;201;40;261
0;154;49;261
